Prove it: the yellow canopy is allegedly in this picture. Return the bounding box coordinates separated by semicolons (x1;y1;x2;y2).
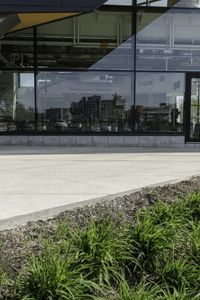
10;12;79;32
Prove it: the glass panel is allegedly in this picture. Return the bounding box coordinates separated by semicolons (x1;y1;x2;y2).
0;71;35;132
37;11;133;70
136;9;200;71
0;29;34;69
190;77;200;139
105;0;132;5
37;71;134;132
136;72;184;132
137;0;200;8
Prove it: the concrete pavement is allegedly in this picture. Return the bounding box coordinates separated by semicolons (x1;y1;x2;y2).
0;146;200;229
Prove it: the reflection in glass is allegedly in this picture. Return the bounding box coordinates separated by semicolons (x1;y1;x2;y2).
0;29;34;68
190;78;200;139
137;9;200;71
136;73;184;132
37;11;133;70
37;72;134;132
0;72;35;132
105;0;132;5
137;0;200;8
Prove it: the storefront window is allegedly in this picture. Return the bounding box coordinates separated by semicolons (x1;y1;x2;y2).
135;72;185;132
0;71;35;132
37;71;134;132
37;11;133;70
137;8;200;71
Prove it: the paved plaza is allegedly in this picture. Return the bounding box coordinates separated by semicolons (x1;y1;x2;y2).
0;146;200;229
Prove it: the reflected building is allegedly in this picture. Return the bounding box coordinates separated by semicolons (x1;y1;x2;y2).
67;94;128;132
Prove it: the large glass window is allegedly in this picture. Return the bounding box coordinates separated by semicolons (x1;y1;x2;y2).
37;11;133;70
0;29;34;69
137;8;200;71
0;71;35;132
137;0;200;8
37;71;134;132
135;72;185;132
189;77;200;140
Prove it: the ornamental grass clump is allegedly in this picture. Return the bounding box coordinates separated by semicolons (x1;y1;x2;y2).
15;241;101;300
174;193;200;223
184;223;200;266
157;257;198;290
128;197;200;297
68;217;134;285
129;208;176;274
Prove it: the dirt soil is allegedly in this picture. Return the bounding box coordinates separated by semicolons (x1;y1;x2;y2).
0;176;200;299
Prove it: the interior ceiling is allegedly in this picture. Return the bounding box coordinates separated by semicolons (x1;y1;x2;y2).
0;0;108;36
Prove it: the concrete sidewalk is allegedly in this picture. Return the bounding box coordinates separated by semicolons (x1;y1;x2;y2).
0;146;200;229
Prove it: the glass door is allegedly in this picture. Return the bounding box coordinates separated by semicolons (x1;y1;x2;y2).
186;74;200;142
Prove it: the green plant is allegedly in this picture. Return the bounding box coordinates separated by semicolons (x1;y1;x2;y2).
158;258;197;289
185;223;200;266
7;193;200;299
159;285;200;300
147;200;188;229
118;278;135;300
130;209;174;273
131;281;163;300
15;241;100;300
0;270;9;285
69;217;133;285
175;193;200;223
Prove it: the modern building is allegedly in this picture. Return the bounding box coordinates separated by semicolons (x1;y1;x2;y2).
0;0;200;146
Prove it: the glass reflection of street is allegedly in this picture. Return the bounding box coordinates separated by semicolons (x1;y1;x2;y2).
190;78;200;139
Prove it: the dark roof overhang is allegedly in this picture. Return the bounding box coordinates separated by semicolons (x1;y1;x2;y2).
0;0;108;36
0;0;108;13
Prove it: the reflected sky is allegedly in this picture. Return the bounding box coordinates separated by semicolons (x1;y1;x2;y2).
137;0;200;7
105;0;132;5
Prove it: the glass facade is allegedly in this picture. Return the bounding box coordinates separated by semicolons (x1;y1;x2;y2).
0;29;34;69
0;71;35;132
37;71;134;132
137;8;200;71
136;73;184;132
137;0;200;8
0;0;200;141
37;11;133;70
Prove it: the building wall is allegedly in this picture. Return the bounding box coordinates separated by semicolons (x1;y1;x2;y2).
0;1;199;144
0;135;185;147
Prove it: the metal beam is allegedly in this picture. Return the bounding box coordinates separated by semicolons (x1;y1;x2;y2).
0;0;108;13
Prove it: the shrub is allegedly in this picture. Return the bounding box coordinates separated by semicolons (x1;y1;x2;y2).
68;217;134;285
130;208;175;273
15;241;100;300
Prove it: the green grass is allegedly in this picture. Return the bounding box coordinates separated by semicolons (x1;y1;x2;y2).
68;217;134;284
16;241;102;300
9;193;200;299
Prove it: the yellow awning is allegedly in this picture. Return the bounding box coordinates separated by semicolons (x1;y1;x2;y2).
10;12;79;32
